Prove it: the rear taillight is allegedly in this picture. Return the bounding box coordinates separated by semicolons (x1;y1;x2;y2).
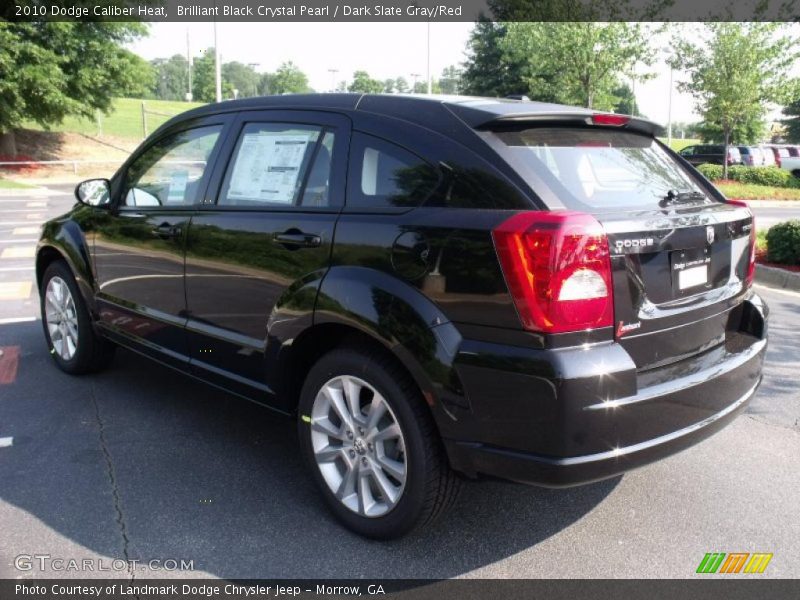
728;200;756;288
492;211;613;334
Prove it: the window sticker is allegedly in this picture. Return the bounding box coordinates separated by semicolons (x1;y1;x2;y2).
228;133;312;204
166;170;189;204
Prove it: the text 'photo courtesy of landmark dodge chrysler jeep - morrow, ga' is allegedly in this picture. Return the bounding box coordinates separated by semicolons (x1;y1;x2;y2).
36;94;767;539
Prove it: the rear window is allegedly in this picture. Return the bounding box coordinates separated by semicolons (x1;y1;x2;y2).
493;127;710;210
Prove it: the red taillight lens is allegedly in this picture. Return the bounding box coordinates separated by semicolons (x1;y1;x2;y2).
492;211;614;334
590;113;630;126
728;200;756;288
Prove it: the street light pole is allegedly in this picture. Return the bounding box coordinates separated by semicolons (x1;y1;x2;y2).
186;28;193;102
667;65;674;147
248;63;260;97
214;21;222;102
410;73;420;93
328;68;339;93
426;22;432;95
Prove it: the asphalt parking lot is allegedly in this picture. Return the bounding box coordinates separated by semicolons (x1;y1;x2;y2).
0;185;798;579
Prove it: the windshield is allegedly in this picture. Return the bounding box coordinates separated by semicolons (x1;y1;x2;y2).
492;127;712;211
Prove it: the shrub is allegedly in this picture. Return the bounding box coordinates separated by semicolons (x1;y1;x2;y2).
697;163;723;180
728;166;795;187
766;220;800;265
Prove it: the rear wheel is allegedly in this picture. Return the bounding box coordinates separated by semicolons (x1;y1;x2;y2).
792;169;800;180
297;347;459;539
40;260;114;374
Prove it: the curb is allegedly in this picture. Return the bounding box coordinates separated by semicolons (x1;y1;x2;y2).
755;264;800;292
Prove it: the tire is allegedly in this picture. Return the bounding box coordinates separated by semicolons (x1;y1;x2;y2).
297;346;460;539
792;170;800;180
40;260;115;375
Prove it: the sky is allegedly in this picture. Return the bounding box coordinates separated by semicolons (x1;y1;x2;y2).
128;22;800;133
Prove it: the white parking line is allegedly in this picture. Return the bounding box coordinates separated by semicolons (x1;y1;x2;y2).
12;227;40;235
0;316;37;324
0;239;37;244
0;438;12;448
754;284;800;298
0;266;35;272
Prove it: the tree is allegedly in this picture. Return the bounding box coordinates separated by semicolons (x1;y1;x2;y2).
612;83;636;115
269;61;312;95
461;20;528;98
501;23;655;110
439;65;463;95
783;98;800;143
394;77;409;94
382;79;396;94
222;61;260;98
192;48;233;102
152;54;190;101
348;70;384;94
0;22;149;155
670;23;799;177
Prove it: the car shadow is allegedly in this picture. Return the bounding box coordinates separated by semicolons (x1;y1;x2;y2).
0;320;619;579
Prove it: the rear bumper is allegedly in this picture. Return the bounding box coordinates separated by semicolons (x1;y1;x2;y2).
445;374;761;487
444;295;768;487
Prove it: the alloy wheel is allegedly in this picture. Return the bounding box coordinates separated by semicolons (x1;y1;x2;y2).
310;375;407;518
44;276;79;361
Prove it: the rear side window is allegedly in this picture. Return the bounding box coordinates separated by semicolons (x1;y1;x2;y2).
493;127;710;210
347;133;439;209
219;123;324;207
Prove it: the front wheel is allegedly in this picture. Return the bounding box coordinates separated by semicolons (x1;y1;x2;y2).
297;347;459;539
40;260;115;374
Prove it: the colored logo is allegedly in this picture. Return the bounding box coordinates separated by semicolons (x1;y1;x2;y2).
696;552;773;574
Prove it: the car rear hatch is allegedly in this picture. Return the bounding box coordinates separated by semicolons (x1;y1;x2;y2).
479;116;756;372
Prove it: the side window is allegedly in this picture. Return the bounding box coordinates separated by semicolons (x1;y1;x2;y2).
219;123;322;207
679;146;694;156
124;126;222;207
347;133;439;208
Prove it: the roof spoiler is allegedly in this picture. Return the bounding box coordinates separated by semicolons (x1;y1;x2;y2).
477;111;665;137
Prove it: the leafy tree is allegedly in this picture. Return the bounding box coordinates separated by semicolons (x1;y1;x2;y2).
461;20;528;98
269;61;312;95
222;61;260;98
612;83;636;115
117;52;156;99
670;23;799;177
382;79;396;94
394;77;409;94
152;54;190;101
0;21;148;155
348;70;384;94
783;98;800;143
502;23;655;110
192;48;233;102
439;65;463;95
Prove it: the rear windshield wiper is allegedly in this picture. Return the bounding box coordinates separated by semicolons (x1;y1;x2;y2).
660;190;708;207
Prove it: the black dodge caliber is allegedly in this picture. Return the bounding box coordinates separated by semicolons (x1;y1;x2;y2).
37;94;767;538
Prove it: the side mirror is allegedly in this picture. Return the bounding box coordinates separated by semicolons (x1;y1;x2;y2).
75;179;111;207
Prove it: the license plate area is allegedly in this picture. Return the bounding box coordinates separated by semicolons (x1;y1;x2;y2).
671;246;712;294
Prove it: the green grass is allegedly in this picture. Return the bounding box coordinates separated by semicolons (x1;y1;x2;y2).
0;178;34;189
715;181;800;201
23;97;205;140
658;138;701;152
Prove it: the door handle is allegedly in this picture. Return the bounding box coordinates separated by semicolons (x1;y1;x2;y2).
152;222;182;239
274;230;322;248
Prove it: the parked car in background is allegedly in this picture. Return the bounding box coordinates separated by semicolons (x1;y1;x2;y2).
737;146;763;167
679;144;742;166
758;145;776;166
35;94;767;538
765;145;790;168
781;155;800;178
782;145;799;158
